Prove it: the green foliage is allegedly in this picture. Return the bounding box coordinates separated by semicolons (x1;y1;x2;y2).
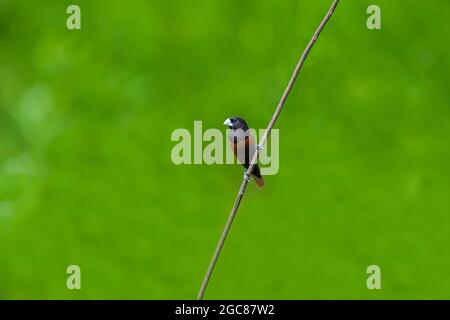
0;0;449;299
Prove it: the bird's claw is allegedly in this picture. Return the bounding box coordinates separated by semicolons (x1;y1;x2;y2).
256;144;264;151
244;172;252;182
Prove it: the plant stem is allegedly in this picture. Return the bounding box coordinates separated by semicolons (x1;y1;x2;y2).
197;0;340;300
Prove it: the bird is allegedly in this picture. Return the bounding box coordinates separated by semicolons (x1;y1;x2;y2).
223;117;265;188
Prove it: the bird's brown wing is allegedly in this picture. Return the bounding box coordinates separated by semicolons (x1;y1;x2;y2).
231;135;256;167
229;133;265;188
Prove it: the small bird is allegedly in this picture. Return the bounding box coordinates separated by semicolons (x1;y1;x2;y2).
223;117;265;188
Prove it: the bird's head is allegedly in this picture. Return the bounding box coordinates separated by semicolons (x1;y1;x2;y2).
223;117;249;131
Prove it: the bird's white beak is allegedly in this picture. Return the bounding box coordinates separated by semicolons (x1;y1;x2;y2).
223;118;232;127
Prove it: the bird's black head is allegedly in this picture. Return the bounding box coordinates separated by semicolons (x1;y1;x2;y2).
223;116;249;131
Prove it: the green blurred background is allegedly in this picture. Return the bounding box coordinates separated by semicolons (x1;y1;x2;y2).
0;0;449;299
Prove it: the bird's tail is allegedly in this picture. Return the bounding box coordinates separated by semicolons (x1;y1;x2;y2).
253;175;265;188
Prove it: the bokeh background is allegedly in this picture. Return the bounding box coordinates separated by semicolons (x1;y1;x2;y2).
0;0;449;299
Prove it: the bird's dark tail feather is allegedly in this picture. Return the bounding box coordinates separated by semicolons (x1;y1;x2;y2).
253;175;265;188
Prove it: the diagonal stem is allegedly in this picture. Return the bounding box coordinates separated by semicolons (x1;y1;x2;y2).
197;0;340;300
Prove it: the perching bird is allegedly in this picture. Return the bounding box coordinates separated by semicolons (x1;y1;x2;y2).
223;117;265;188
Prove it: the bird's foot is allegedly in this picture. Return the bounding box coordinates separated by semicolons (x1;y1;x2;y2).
244;172;252;182
256;144;264;151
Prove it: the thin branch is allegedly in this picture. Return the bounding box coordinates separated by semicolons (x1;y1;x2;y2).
197;0;340;300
